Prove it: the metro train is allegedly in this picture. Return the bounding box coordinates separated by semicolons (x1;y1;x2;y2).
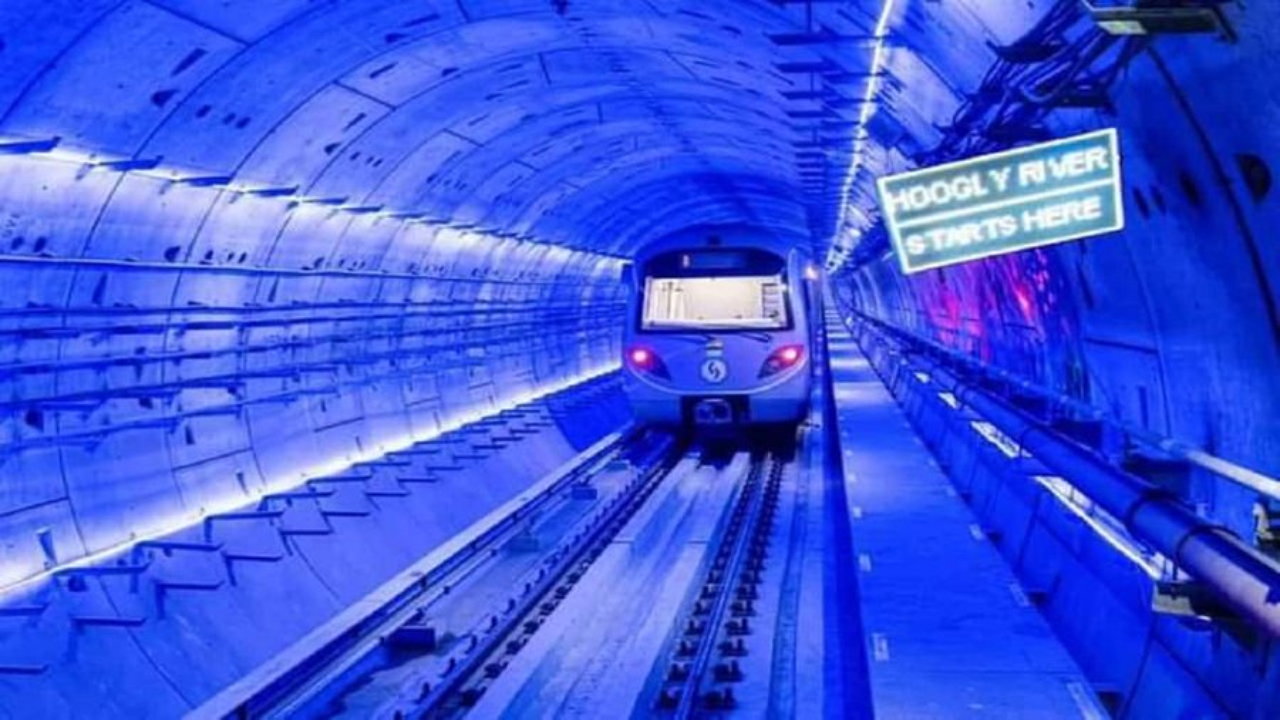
621;228;819;434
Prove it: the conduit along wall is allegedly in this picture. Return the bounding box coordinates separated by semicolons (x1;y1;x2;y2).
844;311;1279;719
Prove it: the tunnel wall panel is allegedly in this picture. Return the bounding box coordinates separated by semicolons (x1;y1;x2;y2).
0;144;626;594
846;27;1280;538
858;336;1277;719
0;379;627;717
0;1;243;154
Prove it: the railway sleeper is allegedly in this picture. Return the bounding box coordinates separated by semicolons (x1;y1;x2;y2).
702;685;737;709
719;638;748;656
713;659;744;682
659;688;681;709
459;686;486;707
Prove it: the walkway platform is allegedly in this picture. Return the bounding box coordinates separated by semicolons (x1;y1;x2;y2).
826;319;1103;719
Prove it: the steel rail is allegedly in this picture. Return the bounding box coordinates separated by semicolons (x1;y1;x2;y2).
670;455;767;717
410;438;686;718
206;430;648;719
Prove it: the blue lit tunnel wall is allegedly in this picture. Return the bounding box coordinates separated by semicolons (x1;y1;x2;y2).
0;0;890;596
1;0;1278;715
834;0;1280;538
0;6;883;704
828;3;1279;714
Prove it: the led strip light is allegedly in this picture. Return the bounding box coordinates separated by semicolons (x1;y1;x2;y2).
829;0;898;270
0;139;627;260
0;363;622;599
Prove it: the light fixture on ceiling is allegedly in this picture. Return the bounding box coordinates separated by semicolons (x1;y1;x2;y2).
829;0;897;271
1082;0;1234;38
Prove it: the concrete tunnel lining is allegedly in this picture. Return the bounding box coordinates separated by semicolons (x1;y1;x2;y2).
0;0;1277;716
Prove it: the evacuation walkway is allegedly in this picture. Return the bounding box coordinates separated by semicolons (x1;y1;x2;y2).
826;317;1104;719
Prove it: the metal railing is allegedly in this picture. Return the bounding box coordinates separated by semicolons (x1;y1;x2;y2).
850;309;1280;503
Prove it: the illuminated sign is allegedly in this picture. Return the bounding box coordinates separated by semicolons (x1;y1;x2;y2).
877;128;1124;274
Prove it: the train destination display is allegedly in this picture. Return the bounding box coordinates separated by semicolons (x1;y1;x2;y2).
877;128;1124;274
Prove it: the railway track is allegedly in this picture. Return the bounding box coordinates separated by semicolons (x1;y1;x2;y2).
413;439;687;718
221;432;808;720
213;429;676;719
654;452;786;717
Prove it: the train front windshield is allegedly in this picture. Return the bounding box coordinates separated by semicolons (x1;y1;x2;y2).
640;249;790;331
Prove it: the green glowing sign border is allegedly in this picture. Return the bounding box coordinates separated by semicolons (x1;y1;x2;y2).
877;128;1125;274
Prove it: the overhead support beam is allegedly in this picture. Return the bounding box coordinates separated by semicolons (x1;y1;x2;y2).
786;108;837;120
0;137;61;155
177;175;235;188
296;196;350;206
988;39;1066;63
824;97;872;110
774;59;840;74
819;120;860;132
244;186;300;198
94;157;163;172
793;139;844;149
767;30;875;48
780;89;841;101
823;70;880;86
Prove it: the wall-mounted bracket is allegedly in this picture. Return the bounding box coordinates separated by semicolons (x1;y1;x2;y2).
0;137;60;155
1085;1;1237;41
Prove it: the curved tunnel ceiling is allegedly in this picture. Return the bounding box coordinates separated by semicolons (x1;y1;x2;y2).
2;1;1280;717
2;0;1275;552
0;0;1078;260
0;0;981;598
0;0;958;255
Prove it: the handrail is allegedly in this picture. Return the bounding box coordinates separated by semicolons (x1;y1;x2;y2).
849;310;1280;503
848;312;1280;638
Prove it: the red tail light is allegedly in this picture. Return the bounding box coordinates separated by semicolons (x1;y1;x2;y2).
759;344;805;378
627;345;670;379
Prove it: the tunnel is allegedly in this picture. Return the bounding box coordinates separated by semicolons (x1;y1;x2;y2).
0;0;1276;718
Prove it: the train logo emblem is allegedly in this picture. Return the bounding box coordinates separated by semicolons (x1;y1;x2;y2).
700;358;728;384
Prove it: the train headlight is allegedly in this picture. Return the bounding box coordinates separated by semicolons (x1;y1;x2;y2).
627;346;670;379
759;345;805;378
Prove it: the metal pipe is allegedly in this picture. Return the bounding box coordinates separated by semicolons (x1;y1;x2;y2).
877;330;1280;637
853;311;1280;502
